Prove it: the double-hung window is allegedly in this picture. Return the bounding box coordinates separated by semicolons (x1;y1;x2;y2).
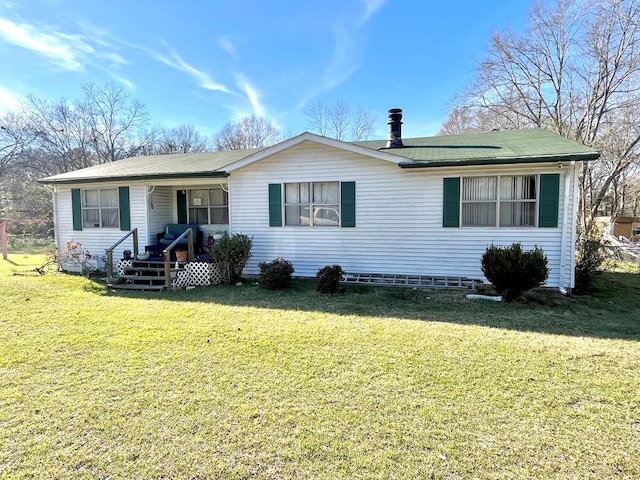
188;188;229;224
462;175;537;227
284;182;340;227
82;188;119;228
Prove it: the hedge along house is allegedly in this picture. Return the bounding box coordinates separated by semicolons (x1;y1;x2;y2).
39;109;599;290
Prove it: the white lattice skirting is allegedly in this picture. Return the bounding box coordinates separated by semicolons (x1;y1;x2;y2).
172;262;223;288
117;259;132;276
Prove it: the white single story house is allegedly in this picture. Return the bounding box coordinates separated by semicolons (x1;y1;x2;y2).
39;109;599;290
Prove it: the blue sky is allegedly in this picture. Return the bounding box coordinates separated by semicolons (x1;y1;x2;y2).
0;0;533;139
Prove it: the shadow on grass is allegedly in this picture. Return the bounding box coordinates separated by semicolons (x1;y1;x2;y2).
100;271;640;341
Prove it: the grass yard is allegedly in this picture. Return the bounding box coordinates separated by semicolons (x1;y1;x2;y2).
1;254;639;479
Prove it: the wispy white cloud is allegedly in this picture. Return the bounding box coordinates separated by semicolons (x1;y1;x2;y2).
106;73;135;90
96;51;128;67
235;73;265;117
360;0;387;23
154;48;231;93
324;24;361;91
297;22;362;108
217;36;238;61
0;17;92;70
297;1;387;109
0;85;23;113
0;18;135;90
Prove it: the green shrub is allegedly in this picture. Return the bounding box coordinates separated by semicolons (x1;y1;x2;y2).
258;258;295;290
574;238;604;294
481;243;549;302
206;233;253;284
316;265;344;294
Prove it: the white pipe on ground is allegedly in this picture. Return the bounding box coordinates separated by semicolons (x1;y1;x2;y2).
466;294;503;302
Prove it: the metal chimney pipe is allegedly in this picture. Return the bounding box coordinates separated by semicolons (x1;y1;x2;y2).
386;108;403;148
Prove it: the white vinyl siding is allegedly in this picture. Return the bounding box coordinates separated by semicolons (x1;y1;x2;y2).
228;140;576;288
54;184;148;273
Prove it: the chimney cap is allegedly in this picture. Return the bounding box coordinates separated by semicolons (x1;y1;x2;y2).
386;108;404;148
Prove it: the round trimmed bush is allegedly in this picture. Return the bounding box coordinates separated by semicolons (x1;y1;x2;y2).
481;243;549;302
258;257;294;290
316;265;344;294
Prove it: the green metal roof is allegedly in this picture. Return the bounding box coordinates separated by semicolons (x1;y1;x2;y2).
354;129;600;166
39;129;599;184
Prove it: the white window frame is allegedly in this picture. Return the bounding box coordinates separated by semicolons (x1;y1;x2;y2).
82;188;119;229
284;181;341;227
187;187;229;225
461;174;538;227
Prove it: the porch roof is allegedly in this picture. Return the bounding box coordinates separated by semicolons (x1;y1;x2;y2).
38;148;263;184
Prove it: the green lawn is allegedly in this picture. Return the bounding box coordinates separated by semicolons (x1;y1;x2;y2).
1;254;639;479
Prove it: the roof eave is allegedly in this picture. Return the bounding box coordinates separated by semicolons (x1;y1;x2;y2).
398;152;601;169
37;171;229;185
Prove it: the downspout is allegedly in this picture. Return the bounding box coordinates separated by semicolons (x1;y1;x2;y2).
226;178;232;236
52;186;61;257
558;162;574;295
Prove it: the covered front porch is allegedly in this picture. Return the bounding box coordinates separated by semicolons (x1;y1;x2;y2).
144;182;229;253
104;226;224;291
104;180;231;290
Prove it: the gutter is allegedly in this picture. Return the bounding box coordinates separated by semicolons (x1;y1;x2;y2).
38;171;229;185
397;153;600;169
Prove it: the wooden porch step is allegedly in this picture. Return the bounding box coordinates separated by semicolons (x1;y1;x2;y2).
108;282;166;291
119;274;170;282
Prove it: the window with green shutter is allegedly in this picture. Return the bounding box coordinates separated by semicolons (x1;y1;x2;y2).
269;181;355;227
76;187;122;229
443;174;560;228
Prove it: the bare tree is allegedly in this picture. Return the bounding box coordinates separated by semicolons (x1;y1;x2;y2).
442;0;640;234
0;112;32;181
214;115;280;151
23;96;96;176
157;124;211;154
20;83;150;176
304;99;376;141
83;82;149;163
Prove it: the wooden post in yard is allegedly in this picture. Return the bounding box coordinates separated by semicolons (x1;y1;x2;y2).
1;219;8;260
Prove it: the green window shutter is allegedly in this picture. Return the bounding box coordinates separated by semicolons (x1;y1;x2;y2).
443;177;460;227
268;184;282;227
71;188;82;231
341;181;356;227
539;174;560;227
118;187;131;231
177;190;187;224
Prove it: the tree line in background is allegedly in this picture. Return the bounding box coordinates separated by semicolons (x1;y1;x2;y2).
0;83;374;239
440;0;640;236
